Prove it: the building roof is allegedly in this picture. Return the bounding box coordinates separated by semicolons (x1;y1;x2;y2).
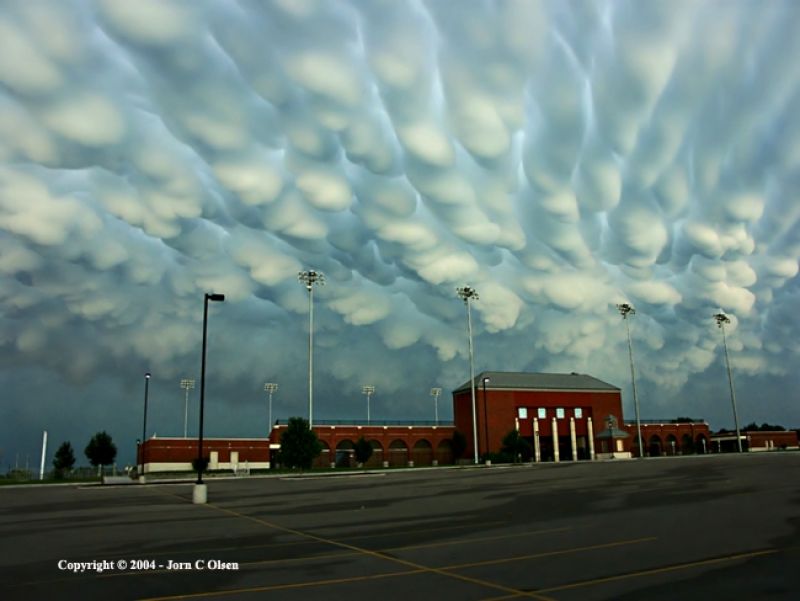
453;371;620;394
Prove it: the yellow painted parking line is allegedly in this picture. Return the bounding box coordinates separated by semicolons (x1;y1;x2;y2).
441;537;658;570
385;527;571;552
118;517;509;560
141;501;558;601
536;548;781;594
140;568;424;600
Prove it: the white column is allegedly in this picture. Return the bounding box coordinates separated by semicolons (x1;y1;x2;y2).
533;418;541;463
39;431;48;481
552;417;560;462
588;417;596;460
570;417;577;462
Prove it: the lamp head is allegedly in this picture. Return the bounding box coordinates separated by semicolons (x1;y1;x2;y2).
207;293;225;302
145;372;151;380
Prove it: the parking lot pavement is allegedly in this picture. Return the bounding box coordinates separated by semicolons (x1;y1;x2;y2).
1;452;799;600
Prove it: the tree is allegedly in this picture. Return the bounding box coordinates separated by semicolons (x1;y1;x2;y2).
53;441;76;478
84;431;117;474
501;429;533;463
279;417;323;470
451;430;467;461
353;437;373;466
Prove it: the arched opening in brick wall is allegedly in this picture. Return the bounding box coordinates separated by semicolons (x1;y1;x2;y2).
412;439;433;466
366;439;383;468
649;435;663;457
666;434;678;456
336;439;354;468
436;439;454;465
681;434;694;455
313;440;331;469
388;439;408;467
695;434;709;454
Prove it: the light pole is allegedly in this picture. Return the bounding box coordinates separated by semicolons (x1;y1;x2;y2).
617;303;643;458
180;378;195;438
195;292;225;504
140;372;151;481
482;376;490;456
298;270;325;427
457;285;480;465
714;312;743;453
264;382;278;433
362;385;375;423
430;387;442;424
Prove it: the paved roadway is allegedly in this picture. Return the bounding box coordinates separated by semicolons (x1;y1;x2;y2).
1;452;799;600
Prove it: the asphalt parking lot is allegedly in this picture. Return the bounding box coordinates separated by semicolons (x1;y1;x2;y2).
1;452;799;601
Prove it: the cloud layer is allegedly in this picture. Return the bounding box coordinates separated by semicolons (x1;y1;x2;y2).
1;0;799;463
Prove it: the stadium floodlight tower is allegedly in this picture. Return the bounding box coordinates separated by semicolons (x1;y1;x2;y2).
264;383;278;433
457;285;480;465
617;303;644;459
714;312;743;453
362;385;375;423
430;387;442;424
298;270;325;427
180;378;195;438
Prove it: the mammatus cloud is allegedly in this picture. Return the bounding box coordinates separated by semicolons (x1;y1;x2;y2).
1;0;799;463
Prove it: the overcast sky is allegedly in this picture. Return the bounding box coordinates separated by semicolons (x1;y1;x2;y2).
1;0;799;469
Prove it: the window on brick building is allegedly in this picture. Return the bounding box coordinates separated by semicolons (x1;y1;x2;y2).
574;408;583;419
556;408;565;419
537;408;546;419
518;407;528;419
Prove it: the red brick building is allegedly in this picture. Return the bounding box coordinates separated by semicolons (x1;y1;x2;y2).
139;371;725;471
454;372;631;460
454;371;712;460
268;422;455;468
711;430;799;453
137;437;270;474
626;421;711;457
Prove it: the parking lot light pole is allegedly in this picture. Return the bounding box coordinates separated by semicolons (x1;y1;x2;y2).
714;312;743;453
140;372;150;482
457;285;480;464
482;376;490;456
195;292;225;504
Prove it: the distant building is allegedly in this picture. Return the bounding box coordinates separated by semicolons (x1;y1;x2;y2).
269;421;455;469
140;371;796;473
453;371;711;460
137;437;269;474
711;430;799;453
